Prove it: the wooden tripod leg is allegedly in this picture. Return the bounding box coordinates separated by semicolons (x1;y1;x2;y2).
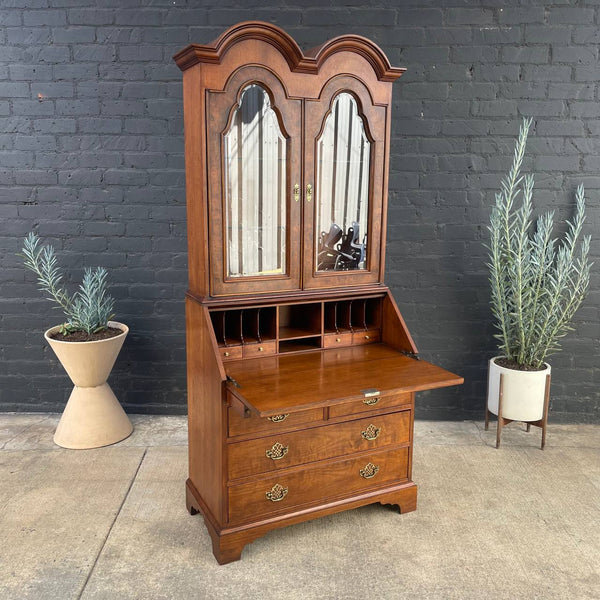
484;363;490;431
541;373;551;450
496;373;504;449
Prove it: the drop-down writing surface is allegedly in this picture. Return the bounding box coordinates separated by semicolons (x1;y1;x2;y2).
225;343;463;417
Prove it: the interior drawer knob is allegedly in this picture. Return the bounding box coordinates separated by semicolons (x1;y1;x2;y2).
361;424;381;441
359;462;379;479
266;442;289;461
266;483;288;502
267;413;289;423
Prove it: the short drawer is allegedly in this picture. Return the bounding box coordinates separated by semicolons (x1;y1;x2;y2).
329;391;412;419
228;405;324;438
228;445;409;525
352;329;380;345
323;332;353;348
220;346;243;361
228;409;410;480
242;341;276;358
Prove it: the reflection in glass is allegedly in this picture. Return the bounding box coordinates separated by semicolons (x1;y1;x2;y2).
316;93;370;272
224;84;287;278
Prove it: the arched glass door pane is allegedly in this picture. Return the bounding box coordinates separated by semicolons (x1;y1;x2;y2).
224;84;287;278
316;92;370;272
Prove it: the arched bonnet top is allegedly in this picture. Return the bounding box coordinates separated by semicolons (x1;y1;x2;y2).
173;21;405;83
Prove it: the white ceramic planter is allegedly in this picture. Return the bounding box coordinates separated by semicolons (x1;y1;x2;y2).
44;321;133;449
487;356;551;422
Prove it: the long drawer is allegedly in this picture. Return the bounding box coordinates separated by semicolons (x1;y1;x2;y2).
227;409;410;480
228;445;409;525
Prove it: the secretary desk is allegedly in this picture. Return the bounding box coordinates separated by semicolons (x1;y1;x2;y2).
174;21;463;564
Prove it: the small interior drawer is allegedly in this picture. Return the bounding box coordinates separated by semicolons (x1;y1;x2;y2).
323;332;353;348
329;391;412;419
228;445;409;525
228;403;323;438
243;341;277;358
352;329;380;345
220;346;243;361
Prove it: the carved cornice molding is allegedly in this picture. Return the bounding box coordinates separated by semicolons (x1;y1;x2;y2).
173;21;405;82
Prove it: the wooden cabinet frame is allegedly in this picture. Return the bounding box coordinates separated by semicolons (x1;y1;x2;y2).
175;21;463;564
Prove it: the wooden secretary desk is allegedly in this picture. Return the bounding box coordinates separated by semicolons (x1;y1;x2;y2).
174;21;463;564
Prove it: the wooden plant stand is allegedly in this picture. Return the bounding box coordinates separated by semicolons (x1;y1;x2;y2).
485;373;551;450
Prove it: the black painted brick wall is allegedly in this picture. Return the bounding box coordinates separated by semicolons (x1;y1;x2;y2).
1;1;599;422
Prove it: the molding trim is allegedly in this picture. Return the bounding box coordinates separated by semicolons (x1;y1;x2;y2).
173;21;405;82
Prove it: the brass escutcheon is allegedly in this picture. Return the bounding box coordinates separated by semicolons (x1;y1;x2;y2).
306;183;312;202
294;183;300;202
361;424;381;441
359;462;379;479
266;442;289;461
267;414;289;423
266;483;288;502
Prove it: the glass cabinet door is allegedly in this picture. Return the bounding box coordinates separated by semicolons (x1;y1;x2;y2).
303;77;386;289
315;92;371;273
206;68;302;296
224;84;287;279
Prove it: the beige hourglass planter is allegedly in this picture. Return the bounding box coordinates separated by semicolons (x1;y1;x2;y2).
44;321;133;449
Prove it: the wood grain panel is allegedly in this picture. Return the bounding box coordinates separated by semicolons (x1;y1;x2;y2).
225;343;463;416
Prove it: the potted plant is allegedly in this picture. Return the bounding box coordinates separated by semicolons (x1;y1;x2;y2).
20;233;133;449
486;118;592;448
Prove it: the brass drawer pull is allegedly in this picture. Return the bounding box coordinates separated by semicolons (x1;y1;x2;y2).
361;424;381;441
266;483;288;502
359;463;379;479
267;413;289;423
363;397;379;406
266;442;289;461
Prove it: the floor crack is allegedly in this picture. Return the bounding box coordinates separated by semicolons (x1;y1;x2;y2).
76;447;148;599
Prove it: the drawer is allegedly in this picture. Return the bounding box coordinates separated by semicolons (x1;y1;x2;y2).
228;409;410;480
220;346;243;361
228;405;324;438
242;341;276;358
228;445;409;524
323;332;353;348
329;391;412;419
352;329;380;345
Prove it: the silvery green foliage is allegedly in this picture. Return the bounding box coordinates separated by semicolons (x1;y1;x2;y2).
488;118;592;368
21;233;115;335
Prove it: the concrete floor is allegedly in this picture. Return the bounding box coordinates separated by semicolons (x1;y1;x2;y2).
0;415;598;600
